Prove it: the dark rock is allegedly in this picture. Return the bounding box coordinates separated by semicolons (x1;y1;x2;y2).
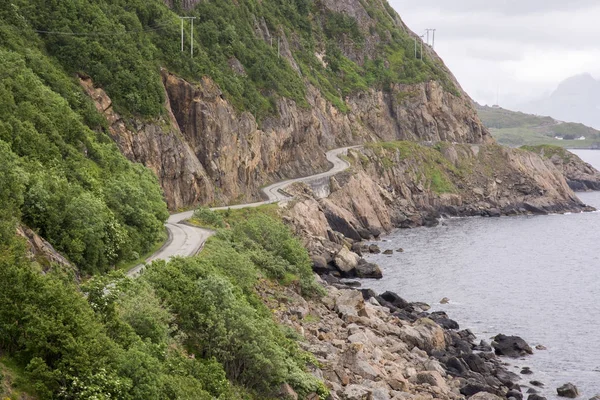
344;281;362;288
588;396;600;400
355;259;382;279
460;380;494;396
520;367;533;375
327;230;342;244
527;395;547;400
368;244;381;254
383;249;393;255
487;208;501;217
445;356;469;376
324;211;362;241
392;309;417;322
350;242;363;256
311;255;330;274
357;227;372;240
429;311;460;330
396;248;404;252
492;334;533;357
359;288;378;300
410;302;430;312
474;340;493;352
369;227;382;237
527;388;539;394
322;274;341;285
557;383;579;398
530;381;544;388
463;353;490;374
508;390;524;400
380;291;409;309
535;345;547;351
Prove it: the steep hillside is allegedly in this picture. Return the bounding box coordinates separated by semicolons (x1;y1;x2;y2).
5;0;491;210
477;104;600;148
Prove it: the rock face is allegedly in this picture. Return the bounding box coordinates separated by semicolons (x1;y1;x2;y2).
284;143;591;247
16;226;75;274
524;146;600;191
85;0;495;212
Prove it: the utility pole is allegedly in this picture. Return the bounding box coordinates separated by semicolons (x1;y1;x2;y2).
414;36;417;59
425;28;437;48
178;16;197;57
420;35;424;60
180;18;184;52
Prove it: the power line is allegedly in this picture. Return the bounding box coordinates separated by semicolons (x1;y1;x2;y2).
32;22;173;37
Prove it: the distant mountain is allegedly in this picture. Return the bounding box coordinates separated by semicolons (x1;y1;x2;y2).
476;104;600;148
519;73;600;129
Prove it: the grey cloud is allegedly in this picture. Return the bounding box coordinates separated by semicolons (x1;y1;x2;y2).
391;0;598;15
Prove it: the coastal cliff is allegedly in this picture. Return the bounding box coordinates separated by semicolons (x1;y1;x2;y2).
285;142;590;244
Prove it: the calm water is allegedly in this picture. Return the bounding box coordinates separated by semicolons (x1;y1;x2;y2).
362;150;600;397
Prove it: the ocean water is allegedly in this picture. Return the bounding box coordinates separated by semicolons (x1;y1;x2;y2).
361;149;600;398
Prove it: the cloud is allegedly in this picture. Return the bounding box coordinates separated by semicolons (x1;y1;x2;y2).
387;1;600;108
392;0;598;15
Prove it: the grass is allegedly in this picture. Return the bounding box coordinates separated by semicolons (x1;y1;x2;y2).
366;141;458;194
0;357;35;399
190;204;281;229
477;105;600;148
521;144;575;162
115;234;168;272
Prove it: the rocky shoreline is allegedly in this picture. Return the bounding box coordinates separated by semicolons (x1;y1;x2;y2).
266;270;552;400
267;268;590;400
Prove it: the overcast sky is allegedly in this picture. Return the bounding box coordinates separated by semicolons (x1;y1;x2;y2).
388;1;600;109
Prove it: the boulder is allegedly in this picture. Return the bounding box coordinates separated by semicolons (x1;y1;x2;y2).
557;383;579;398
311;255;330;274
527;395;547;400
530;381;544;388
335;290;365;319
342;384;372;400
383;249;393;255
492;334;533;357
368;244;381;254
396;248;404;253
355;259;383;279
519;367;531;375
470;393;504;400
429;311;459;330
416;371;449;391
507;389;524;400
334;247;360;274
380;291;409;309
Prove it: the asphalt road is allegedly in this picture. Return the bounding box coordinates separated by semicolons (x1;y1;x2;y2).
127;146;358;277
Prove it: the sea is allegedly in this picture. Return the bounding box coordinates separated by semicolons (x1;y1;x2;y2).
361;149;600;398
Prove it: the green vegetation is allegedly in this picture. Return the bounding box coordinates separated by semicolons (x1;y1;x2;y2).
0;203;327;399
521;144;575;162
0;0;465;397
366;141;458;194
192;204;280;229
477;104;600;148
4;0;459;122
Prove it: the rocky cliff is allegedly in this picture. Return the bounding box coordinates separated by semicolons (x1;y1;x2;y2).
283;142;591;273
81;0;491;211
522;145;600;191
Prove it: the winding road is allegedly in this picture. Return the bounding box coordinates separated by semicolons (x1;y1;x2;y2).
127;146;358;277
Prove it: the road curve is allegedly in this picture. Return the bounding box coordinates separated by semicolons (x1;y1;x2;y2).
127;146;359;277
